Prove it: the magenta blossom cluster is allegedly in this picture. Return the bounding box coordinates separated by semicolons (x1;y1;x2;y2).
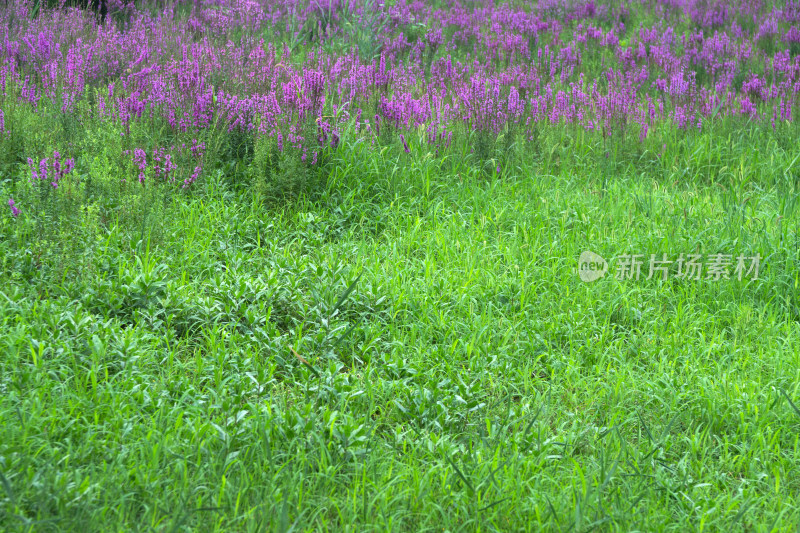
28;151;75;189
131;148;147;183
151;148;178;183
8;197;20;217
183;166;202;189
123;142;205;187
1;0;800;165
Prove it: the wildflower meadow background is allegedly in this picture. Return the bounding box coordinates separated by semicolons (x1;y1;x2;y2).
1;0;800;531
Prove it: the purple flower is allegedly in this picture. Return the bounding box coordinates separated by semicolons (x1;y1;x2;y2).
190;139;206;159
39;158;48;183
28;158;38;182
399;133;410;153
132;149;147;183
183;166;201;189
163;154;177;182
639;123;648;142
8;198;19;218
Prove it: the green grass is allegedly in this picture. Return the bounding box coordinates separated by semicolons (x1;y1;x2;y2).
1;130;800;531
3;0;800;529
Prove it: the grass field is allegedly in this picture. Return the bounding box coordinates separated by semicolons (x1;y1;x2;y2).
2;0;800;531
3;129;800;531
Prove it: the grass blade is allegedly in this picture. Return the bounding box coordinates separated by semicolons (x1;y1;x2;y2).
332;272;362;315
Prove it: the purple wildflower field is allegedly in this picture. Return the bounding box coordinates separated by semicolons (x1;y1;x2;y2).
1;2;800;531
1;0;800;187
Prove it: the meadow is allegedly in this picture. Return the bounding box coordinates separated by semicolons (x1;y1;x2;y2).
1;0;800;531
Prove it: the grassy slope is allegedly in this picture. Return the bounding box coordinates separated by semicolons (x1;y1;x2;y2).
1;128;800;531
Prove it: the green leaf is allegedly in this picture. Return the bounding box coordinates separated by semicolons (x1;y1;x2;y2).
332;272;362;315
